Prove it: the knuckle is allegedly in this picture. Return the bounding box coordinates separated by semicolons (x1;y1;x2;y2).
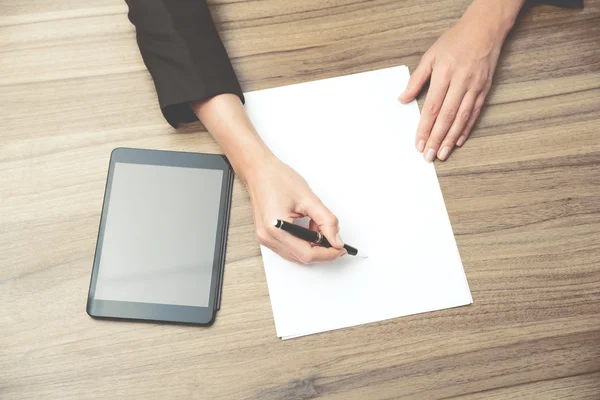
328;214;339;226
468;71;485;86
303;195;319;208
440;107;456;121
458;109;471;122
475;77;486;88
420;51;433;66
429;135;444;147
478;72;490;86
440;62;455;77
462;70;475;82
437;60;450;71
472;107;482;117
425;102;440;116
437;69;450;82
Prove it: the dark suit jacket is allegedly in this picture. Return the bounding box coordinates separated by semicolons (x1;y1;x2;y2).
125;0;583;128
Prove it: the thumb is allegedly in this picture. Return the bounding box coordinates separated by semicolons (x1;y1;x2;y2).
301;196;343;249
399;55;433;103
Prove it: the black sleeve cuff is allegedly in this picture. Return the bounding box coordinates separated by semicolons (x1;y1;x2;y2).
527;0;584;8
126;0;244;128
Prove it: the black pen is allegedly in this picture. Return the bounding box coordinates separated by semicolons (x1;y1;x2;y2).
273;219;365;257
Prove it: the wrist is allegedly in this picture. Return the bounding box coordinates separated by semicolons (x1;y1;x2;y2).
228;137;275;185
467;0;525;43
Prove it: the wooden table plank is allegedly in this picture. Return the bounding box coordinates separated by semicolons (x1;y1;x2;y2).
1;1;599;399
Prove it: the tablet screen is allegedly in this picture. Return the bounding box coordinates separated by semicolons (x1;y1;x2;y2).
94;162;223;308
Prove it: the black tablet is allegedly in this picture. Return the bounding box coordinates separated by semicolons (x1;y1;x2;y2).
87;148;234;325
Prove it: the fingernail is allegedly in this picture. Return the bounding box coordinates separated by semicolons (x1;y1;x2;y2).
336;233;344;246
424;148;436;163
417;140;425;152
438;146;450;161
456;136;466;147
340;249;348;258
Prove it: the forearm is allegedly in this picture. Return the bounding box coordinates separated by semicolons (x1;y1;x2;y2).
190;94;271;184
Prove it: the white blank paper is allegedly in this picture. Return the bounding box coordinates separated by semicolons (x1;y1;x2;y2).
244;66;472;339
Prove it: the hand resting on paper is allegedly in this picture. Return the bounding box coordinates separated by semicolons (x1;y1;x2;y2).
399;0;525;162
191;94;345;264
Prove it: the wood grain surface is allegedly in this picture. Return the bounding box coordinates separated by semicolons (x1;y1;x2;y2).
1;1;599;399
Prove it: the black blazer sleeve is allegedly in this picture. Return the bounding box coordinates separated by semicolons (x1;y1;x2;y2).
528;0;583;7
125;0;244;128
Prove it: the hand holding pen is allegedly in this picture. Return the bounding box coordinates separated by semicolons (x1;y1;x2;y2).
244;157;347;264
274;219;366;259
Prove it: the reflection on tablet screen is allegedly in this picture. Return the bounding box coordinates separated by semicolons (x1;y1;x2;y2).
94;162;223;308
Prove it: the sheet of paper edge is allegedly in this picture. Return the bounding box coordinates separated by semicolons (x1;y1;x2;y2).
281;301;473;340
245;65;410;97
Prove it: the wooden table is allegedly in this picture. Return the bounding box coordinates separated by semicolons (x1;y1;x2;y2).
2;1;599;398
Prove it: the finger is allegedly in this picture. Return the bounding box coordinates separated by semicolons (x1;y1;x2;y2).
399;54;433;103
456;92;486;147
423;81;467;162
437;90;478;160
307;219;341;255
297;196;343;249
257;225;301;263
306;246;347;263
273;227;345;264
308;219;319;233
267;218;343;264
263;241;300;263
414;67;451;154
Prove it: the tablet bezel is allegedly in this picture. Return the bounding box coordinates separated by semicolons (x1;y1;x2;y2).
86;148;234;325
